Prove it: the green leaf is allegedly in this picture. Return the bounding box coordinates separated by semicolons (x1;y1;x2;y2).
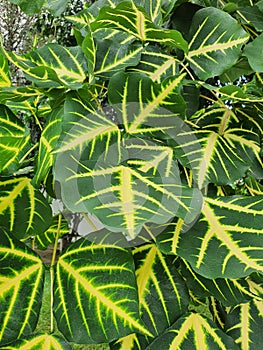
55;137;202;239
128;46;178;83
158;196;263;279
173;106;260;188
0;104;31;175
0;228;44;346
224;299;263;350
237;5;263;31
86;38;143;79
108;71;186;136
243;33;263;72
2;333;72;349
0;177;52;239
54;232;151;343
0;87;43;104
186;7;249;80
145;312;238;350
111;243;190;349
4;44;87;89
7;0;45;14
0;53;11;87
180;260;258;306
45;0;68;17
91;1;188;51
32;107;63;187
133;243;189;334
35;215;69;250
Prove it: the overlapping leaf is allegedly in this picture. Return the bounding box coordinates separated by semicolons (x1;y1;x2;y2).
55;136;202;239
180;260;258;306
172;106;261;188
35;215;69;250
88;39;144;79
32;107;63;187
158;196;263;279
54;232;151;343
91;1;188;51
4;44;87;89
0;228;44;346
111;243;189;349
128;46;178;83
186;7;249;80
108;71;186;136
145;312;238;350
0;104;31;175
0;177;52;239
224;300;263;350
2;333;72;350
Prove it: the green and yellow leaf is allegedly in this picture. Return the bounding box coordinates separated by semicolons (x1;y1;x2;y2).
54;232;151;343
0;53;11;87
145;312;238;350
158;196;263;279
0;177;52;239
186;7;249;80
0;228;44;346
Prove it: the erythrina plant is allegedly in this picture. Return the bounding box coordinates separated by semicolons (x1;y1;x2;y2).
0;0;263;349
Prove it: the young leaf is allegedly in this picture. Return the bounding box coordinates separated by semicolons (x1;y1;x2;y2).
0;228;44;346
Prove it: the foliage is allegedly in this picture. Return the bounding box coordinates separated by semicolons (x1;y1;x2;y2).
0;0;263;349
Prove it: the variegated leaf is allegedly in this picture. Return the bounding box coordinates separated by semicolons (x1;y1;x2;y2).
173;106;261;188
2;333;72;350
186;7;249;80
111;242;189;349
0;87;43;104
54;231;151;343
145;312;238;350
32;107;63;187
0;104;31;175
0;228;44;346
108;71;186;136
4;44;87;89
54;91;120;154
93;40;143;79
180;260;258;306
224;300;263;350
0;53;11;87
35;215;69;250
245;176;263;196
0;177;52;239
91;1;188;51
55;137;202;239
128;46;178;83
158;196;263;279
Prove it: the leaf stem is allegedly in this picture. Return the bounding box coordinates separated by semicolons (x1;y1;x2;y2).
50;213;62;333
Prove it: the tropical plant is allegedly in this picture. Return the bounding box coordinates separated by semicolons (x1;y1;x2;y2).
0;0;263;349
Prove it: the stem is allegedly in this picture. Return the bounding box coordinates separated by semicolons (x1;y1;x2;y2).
50;213;62;333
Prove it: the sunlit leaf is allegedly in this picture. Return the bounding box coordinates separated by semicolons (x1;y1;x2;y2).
0;228;44;346
54;232;151;343
2;333;72;349
0;177;52;239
